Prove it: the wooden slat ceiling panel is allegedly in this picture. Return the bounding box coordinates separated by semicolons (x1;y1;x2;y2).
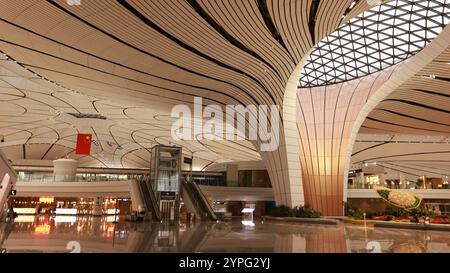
360;43;450;136
2;0;419;170
351;140;450;177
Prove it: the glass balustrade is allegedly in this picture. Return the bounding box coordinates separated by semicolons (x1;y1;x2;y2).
17;172;146;183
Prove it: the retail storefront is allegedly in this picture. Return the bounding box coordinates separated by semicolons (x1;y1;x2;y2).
11;197;132;216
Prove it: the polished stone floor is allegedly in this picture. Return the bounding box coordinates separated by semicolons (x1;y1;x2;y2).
0;216;449;253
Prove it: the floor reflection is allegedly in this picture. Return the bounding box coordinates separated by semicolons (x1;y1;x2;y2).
0;216;448;253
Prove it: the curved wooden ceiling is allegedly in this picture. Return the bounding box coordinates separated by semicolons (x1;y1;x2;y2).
0;0;359;169
0;0;351;108
0;55;261;169
360;46;450;135
0;0;447;173
352;134;450;178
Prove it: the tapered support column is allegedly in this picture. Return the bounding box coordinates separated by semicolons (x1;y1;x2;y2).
53;159;78;182
297;70;394;216
262;62;307;208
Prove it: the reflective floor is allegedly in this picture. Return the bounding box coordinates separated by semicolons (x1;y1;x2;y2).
0;216;449;253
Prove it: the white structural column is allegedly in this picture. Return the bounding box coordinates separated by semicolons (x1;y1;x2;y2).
260;60;309;208
296;25;450;216
297;69;395;216
53;159;78;182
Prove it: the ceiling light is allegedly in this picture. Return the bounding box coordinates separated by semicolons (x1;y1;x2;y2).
68;113;107;120
349;1;356;9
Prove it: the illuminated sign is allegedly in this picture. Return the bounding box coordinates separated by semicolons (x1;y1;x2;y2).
54;216;77;223
55;208;78;215
106;215;119;222
35;225;51;235
13;208;36;214
106;209;120;215
39;197;54;204
14;215;36;223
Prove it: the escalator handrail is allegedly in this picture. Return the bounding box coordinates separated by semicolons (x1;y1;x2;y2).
137;179;152;211
145;181;162;220
137;179;161;221
191;182;217;221
182;182;207;220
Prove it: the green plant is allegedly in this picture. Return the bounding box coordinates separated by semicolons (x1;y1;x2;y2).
269;205;293;217
365;212;374;219
409;207;429;217
384;207;406;217
269;205;321;218
294;206;321;218
377;189;390;200
343;201;365;219
352;210;365;220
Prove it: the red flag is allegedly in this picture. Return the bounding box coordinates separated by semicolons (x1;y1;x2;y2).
76;134;92;155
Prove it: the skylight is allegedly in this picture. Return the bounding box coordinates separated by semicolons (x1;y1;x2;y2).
299;0;450;88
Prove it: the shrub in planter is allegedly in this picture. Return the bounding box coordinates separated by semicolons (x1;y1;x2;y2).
352;210;365;220
342;201;367;219
384;207;410;217
269;205;293;217
293;206;321;218
365;212;375;219
269;205;321;218
304;208;321;218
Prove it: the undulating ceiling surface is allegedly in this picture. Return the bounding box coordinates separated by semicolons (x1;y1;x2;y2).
0;56;260;169
0;0;361;171
298;0;450;137
352;134;450;178
360;46;450;135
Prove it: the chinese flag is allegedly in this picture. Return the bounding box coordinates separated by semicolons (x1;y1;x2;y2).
76;134;92;155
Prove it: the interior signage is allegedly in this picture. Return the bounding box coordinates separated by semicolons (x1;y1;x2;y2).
39;197;54;203
160;191;176;200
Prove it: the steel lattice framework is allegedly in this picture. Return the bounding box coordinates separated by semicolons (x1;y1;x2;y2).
299;0;450;88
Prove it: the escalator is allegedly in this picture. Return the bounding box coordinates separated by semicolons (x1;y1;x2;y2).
182;181;217;221
137;179;161;221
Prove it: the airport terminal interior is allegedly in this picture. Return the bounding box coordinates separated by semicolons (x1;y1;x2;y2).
0;0;449;253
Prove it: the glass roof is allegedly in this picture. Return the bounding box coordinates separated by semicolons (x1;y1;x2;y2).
299;0;450;88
